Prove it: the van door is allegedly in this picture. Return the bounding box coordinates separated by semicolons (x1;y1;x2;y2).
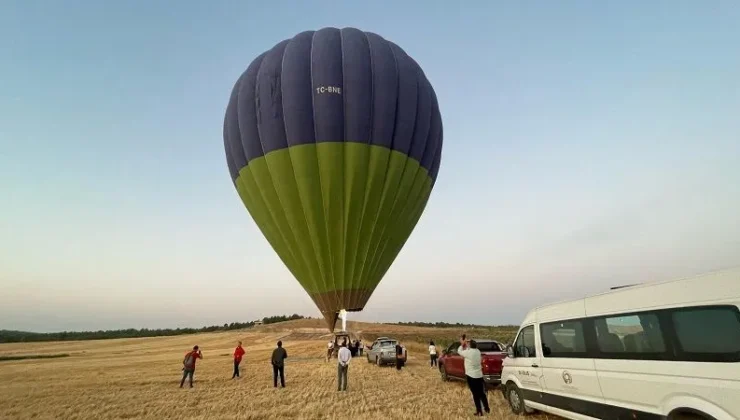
539;319;605;417
511;325;544;395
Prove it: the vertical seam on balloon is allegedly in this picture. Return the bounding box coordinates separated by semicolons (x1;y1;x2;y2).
373;63;432;274
370;163;428;283
354;35;396;305
251;48;315;300
347;30;375;304
428;119;443;188
224;96;238;183
378;67;433;271
431;114;443;186
226;74;249;183
308;30;335;319
376;69;434;267
280;36;330;316
361;49;420;299
371;183;432;288
338;28;347;317
363;113;423;291
415;73;433;173
224;114;239;185
235;174;298;280
234;55;303;276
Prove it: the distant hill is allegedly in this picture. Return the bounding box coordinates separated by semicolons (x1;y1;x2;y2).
0;315;517;345
257;318;519;348
0;314;306;343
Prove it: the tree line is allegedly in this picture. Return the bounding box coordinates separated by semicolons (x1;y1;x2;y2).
388;321;519;329
0;314;307;343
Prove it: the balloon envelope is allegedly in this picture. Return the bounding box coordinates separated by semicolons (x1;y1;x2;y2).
223;27;443;331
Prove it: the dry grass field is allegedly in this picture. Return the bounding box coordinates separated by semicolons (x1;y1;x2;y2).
0;320;558;420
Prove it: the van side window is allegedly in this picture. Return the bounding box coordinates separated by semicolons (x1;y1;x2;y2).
514;325;537;358
672;306;740;361
594;313;665;354
540;320;587;357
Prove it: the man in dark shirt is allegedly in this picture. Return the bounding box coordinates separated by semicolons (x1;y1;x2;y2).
271;340;288;388
180;345;203;388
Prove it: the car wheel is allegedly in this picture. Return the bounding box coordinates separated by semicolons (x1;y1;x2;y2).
439;364;449;381
376;356;382;366
506;383;528;415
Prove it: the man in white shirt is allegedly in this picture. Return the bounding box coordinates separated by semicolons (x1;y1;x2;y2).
458;337;490;416
337;342;352;391
326;340;334;362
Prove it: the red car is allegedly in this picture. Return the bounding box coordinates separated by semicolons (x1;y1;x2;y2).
438;339;507;386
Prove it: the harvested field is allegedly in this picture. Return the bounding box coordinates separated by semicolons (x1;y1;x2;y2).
0;320;556;419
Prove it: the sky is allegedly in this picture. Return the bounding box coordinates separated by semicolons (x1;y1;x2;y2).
1;1;739;333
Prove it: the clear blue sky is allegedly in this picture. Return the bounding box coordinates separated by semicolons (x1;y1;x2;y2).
2;1;738;332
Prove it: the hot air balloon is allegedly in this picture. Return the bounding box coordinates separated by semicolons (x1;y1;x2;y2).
223;27;442;332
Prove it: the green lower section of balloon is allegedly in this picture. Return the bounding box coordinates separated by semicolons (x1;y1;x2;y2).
234;142;433;302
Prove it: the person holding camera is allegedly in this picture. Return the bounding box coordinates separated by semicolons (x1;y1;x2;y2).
458;335;490;416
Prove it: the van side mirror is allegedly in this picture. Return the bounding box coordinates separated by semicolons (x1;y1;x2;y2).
506;345;515;358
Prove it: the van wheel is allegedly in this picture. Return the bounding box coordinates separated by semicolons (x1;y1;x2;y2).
506;383;528;415
669;412;709;420
439;364;449;381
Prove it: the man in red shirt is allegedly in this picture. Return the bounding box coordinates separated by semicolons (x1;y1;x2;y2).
180;345;203;388
232;341;245;379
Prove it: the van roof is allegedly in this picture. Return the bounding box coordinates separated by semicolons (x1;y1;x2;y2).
522;266;740;324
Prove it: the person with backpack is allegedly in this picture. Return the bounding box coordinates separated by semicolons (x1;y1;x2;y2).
271;340;288;388
180;345;203;388
232;341;245;379
336;342;352;391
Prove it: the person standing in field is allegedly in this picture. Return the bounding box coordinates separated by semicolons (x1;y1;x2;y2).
457;337;490;416
429;340;438;367
336;342;352;391
395;343;406;371
271;340;288;388
232;341;245;379
180;345;203;388
326;340;334;362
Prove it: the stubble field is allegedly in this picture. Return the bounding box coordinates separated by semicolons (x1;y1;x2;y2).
0;320;557;420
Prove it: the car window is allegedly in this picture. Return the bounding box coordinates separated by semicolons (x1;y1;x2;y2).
594;313;665;354
540;320;587;357
672;306;740;358
514;325;536;358
447;343;458;354
474;341;501;352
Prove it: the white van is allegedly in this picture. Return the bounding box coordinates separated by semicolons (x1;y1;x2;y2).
501;267;740;420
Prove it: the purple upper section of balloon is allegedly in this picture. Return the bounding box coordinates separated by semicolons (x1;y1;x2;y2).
223;27;443;185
